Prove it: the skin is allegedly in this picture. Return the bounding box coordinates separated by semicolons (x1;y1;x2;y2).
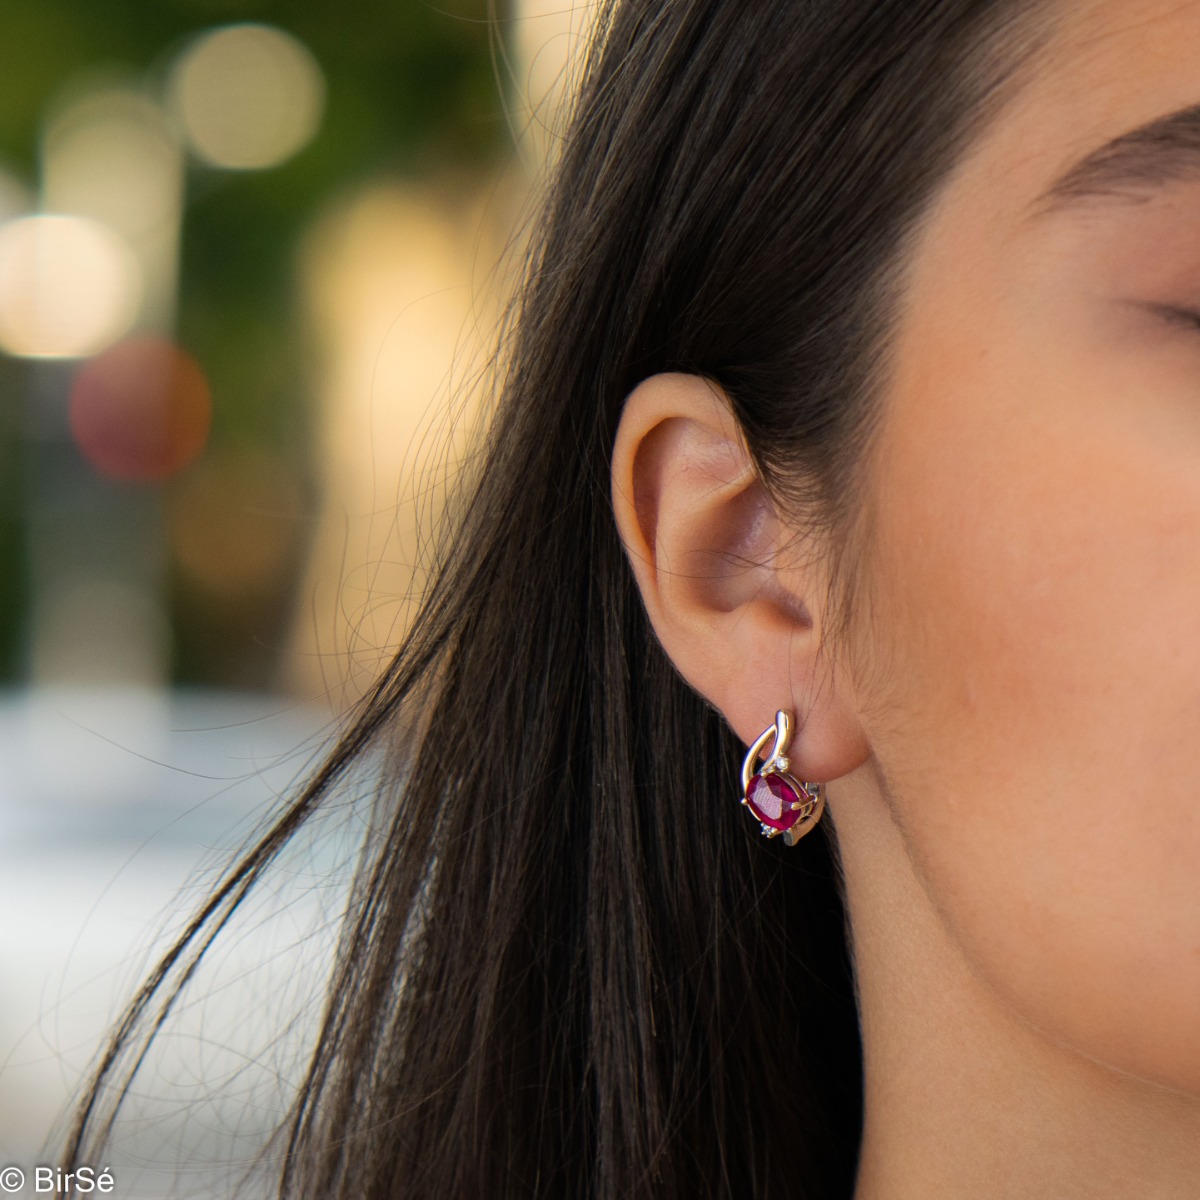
610;2;1200;1196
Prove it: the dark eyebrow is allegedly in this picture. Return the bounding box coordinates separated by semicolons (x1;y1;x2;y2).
1030;102;1200;216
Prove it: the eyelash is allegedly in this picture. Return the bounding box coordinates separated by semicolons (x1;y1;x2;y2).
1148;303;1200;331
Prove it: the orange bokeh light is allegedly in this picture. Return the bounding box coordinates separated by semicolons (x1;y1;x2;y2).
69;335;212;481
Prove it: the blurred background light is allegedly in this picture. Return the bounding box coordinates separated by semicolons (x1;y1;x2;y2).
169;24;326;171
168;445;302;601
0;164;33;222
42;87;183;329
283;183;506;699
69;335;211;481
0;0;555;1182
29;576;169;691
514;0;598;163
43;89;181;244
0;213;141;358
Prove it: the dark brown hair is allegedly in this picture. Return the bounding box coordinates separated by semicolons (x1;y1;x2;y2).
67;2;1053;1196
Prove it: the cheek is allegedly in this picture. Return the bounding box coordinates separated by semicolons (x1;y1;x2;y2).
863;331;1200;1094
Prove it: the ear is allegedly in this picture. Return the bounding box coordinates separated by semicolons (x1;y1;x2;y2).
610;372;868;782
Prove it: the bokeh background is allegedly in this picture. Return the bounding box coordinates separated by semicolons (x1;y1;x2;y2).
0;2;593;1194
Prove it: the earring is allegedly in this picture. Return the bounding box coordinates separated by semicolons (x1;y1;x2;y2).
740;709;825;846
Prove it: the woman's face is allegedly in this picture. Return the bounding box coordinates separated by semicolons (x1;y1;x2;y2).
857;0;1200;1094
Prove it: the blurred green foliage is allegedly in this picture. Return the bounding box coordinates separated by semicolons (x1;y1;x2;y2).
0;0;513;688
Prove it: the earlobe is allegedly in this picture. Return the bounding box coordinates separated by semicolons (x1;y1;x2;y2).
610;372;869;784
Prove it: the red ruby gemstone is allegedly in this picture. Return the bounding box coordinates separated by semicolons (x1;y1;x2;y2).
745;772;803;831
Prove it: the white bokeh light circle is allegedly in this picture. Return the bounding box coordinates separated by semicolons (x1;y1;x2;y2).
169;24;325;170
0;214;142;359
